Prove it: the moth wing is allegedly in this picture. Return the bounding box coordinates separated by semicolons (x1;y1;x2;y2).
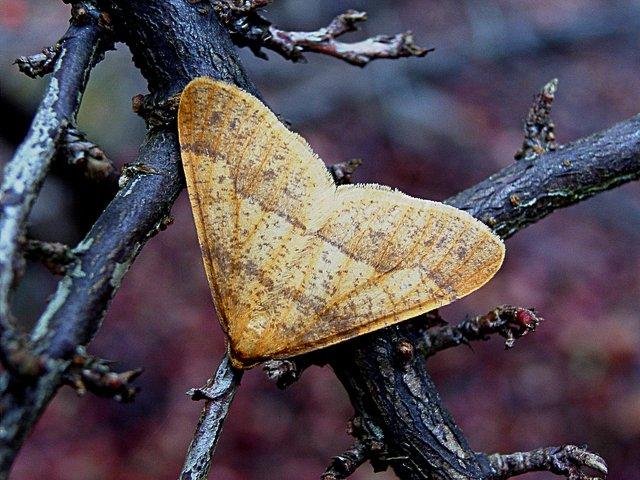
178;77;336;366
179;77;505;369
282;186;505;355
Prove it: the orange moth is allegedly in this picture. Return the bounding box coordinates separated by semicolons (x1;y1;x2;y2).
178;77;505;369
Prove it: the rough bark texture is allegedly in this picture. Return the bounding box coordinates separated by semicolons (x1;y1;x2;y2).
1;1;639;479
180;355;243;480
0;0;109;364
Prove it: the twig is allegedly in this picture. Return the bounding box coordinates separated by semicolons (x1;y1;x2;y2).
0;0;110;370
515;79;559;161
62;347;142;402
215;5;433;66
419;306;541;357
23;239;76;276
180;355;243;480
60;126;119;185
14;44;61;78
321;441;368;480
263;354;320;389
481;445;607;480
447;114;640;239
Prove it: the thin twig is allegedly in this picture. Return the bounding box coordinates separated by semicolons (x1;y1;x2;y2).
481;445;607;480
515;79;559;160
321;441;368;480
180;355;243;480
419;306;541;357
62;347;142;402
14;44;61;78
215;5;433;66
60;126;119;185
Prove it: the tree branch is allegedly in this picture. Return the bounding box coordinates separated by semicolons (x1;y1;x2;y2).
0;0;110;372
179;355;243;480
420;306;541;357
215;4;433;66
447;114;640;239
480;445;607;480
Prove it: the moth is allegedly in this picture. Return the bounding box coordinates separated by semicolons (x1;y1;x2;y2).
178;77;505;369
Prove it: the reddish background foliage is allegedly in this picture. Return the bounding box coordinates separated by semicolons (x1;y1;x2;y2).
1;1;639;479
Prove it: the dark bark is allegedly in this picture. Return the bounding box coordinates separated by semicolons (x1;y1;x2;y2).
180;355;243;480
448;114;640;239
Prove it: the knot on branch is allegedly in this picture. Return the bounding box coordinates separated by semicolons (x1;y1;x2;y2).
58;126;118;185
62;348;142;402
0;334;47;379
515;79;559;161
14;44;61;78
211;2;432;66
132;93;180;129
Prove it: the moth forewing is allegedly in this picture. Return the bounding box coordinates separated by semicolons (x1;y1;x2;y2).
178;77;505;369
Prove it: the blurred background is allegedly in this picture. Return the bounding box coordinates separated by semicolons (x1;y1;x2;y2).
1;0;640;478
